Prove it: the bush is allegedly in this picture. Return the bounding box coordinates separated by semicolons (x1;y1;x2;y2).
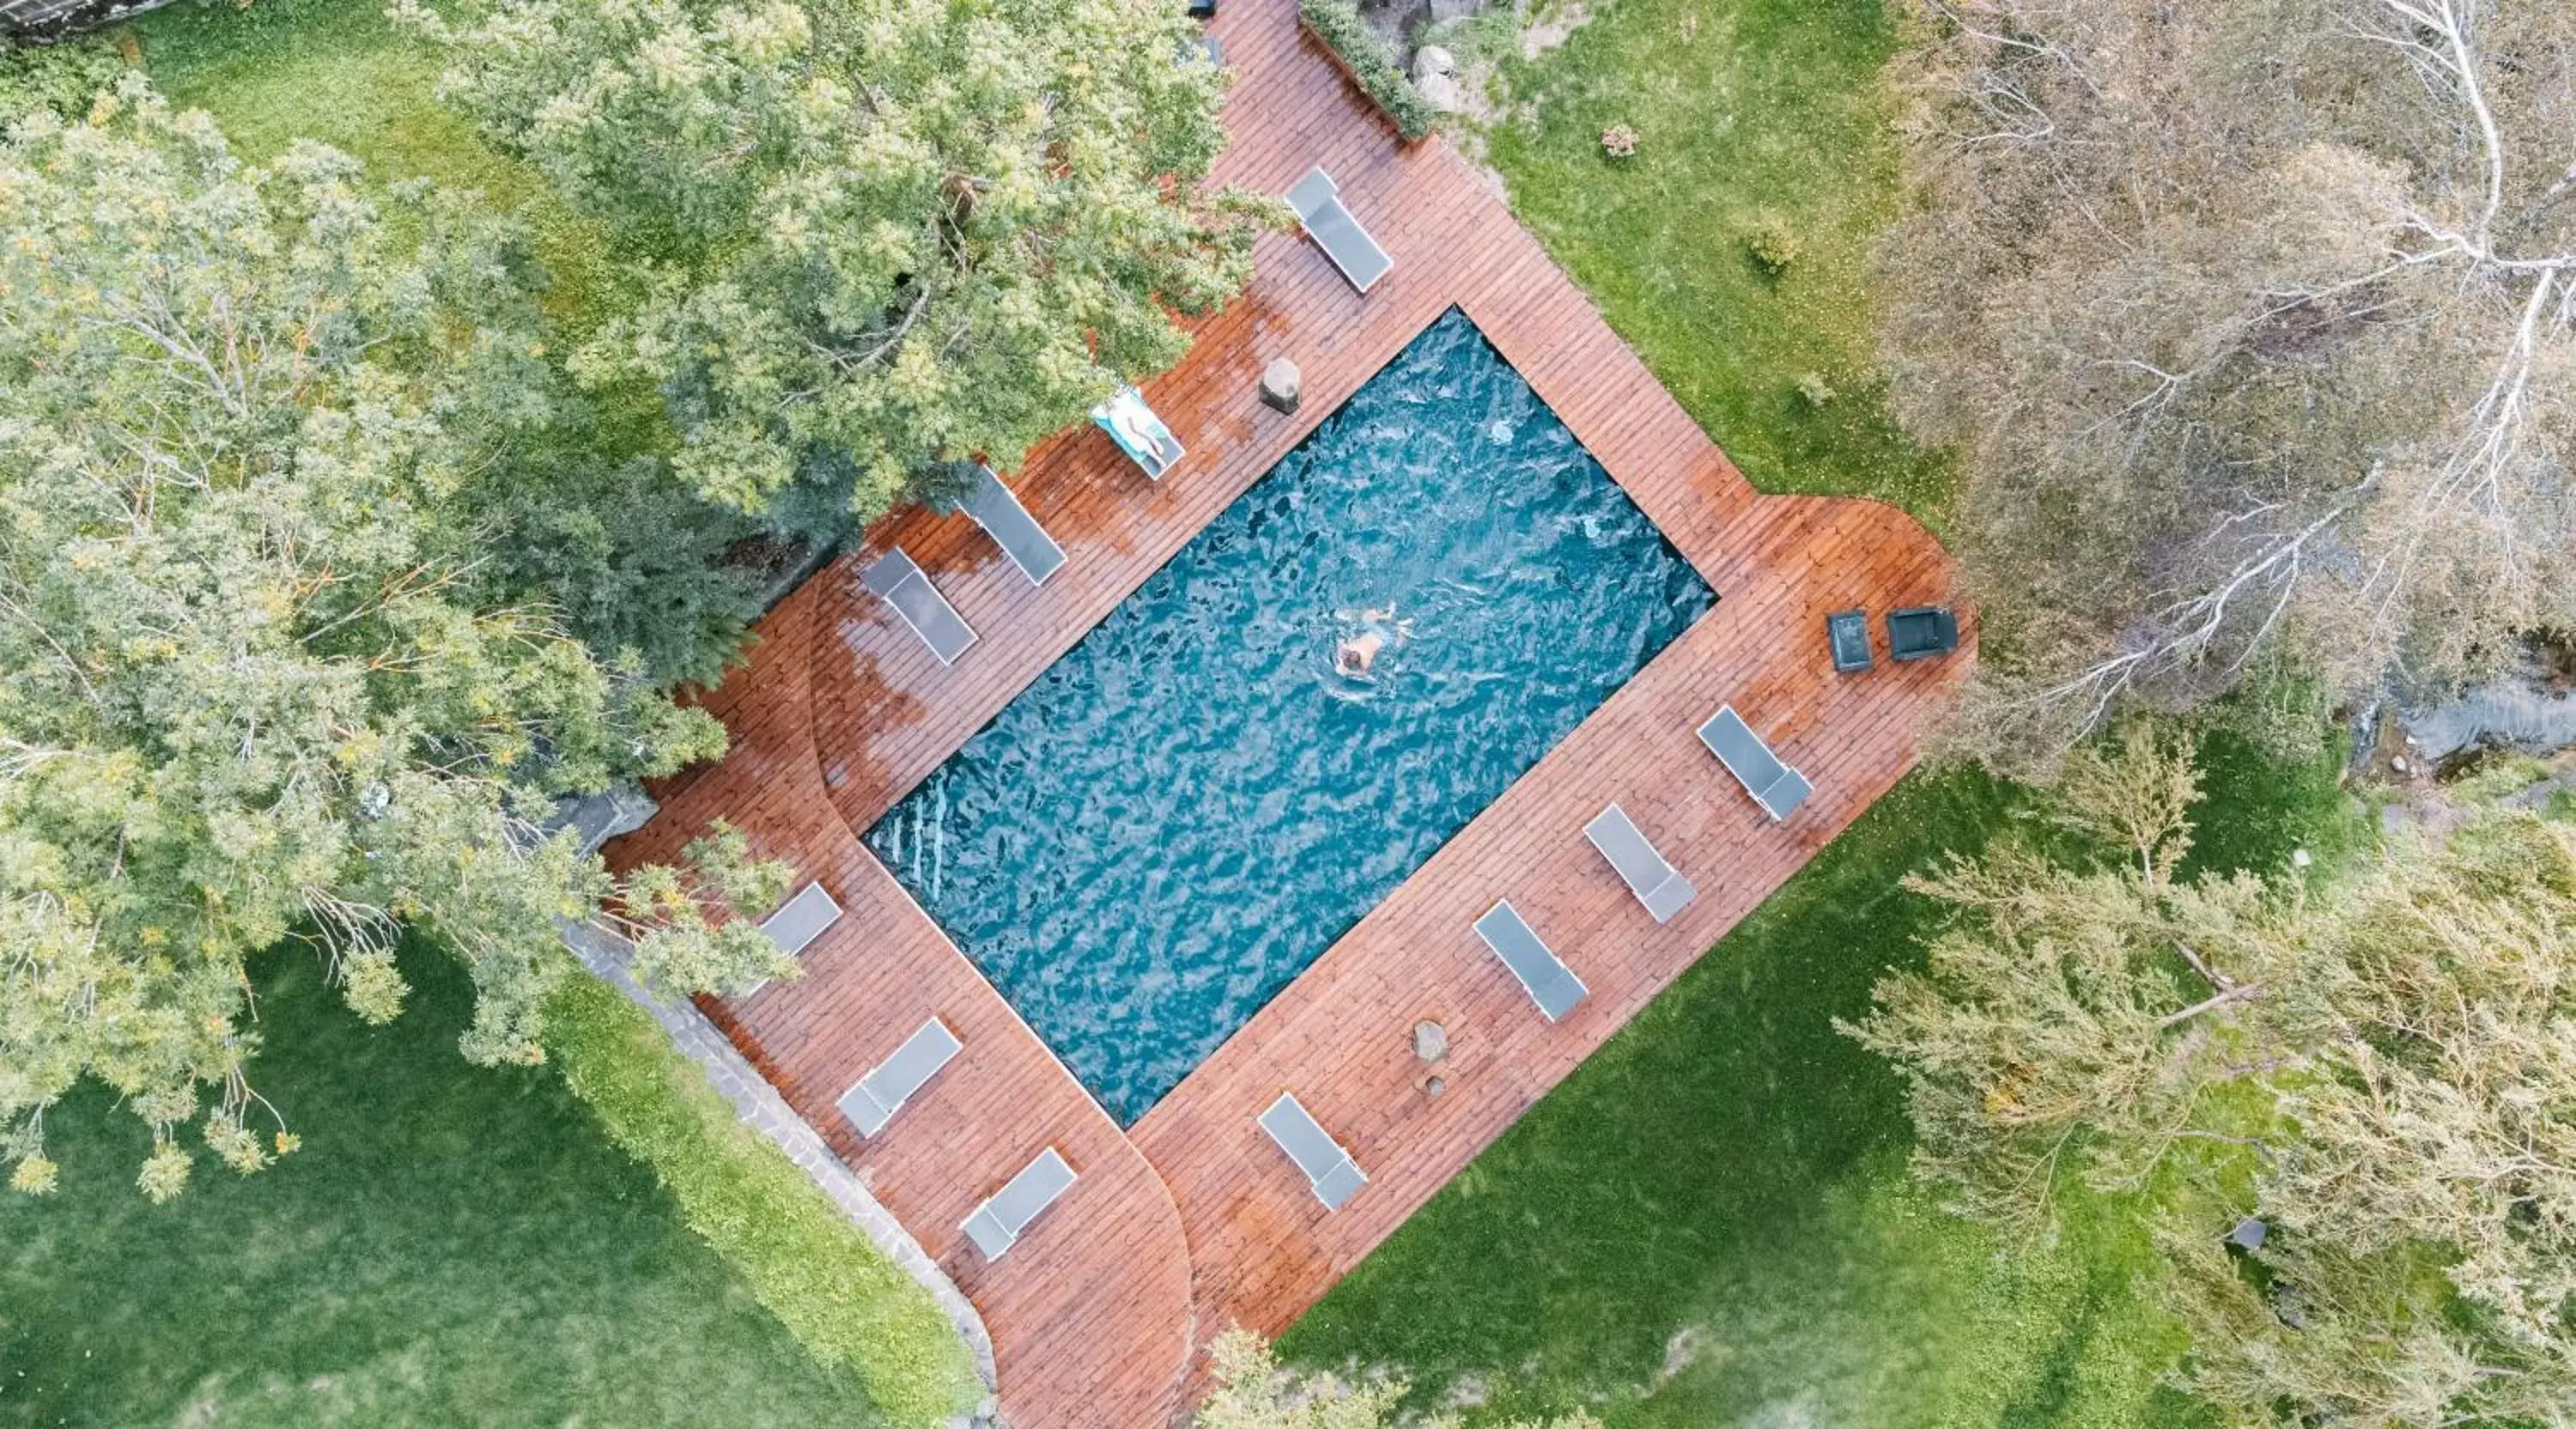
1299;0;1437;141
544;974;984;1429
1748;215;1803;274
0;38;126;126
1797;371;1837;406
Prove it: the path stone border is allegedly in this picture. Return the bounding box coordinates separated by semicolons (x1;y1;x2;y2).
562;924;1001;1416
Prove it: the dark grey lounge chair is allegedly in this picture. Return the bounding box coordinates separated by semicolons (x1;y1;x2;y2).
1886;605;1960;661
963;465;1066;586
759;880;843;958
1584;805;1698;924
863;547;976;665
836;1017;962;1138
1285;167;1394;295
1826;609;1873;673
961;1147;1077;1260
1474;898;1589;1020
1698;704;1814;823
1259;1092;1366;1210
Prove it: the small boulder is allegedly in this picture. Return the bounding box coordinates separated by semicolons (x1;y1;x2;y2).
1430;0;1487;22
1260;356;1302;414
1417;70;1465;113
1413;44;1459;81
1413;1019;1448;1062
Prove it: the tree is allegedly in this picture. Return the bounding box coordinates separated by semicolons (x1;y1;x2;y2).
0;84;798;1202
403;0;1287;536
1879;0;2576;771
1192;1330;1603;1429
1848;728;2576;1424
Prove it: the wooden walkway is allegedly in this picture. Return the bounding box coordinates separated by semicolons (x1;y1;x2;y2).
606;9;1968;1426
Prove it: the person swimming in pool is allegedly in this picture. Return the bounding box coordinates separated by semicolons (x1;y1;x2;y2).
1334;605;1408;677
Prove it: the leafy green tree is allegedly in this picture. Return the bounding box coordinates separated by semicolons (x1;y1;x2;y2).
1849;729;2576;1424
404;0;1287;535
0;84;796;1202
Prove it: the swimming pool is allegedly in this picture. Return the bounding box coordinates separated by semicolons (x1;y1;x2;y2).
866;310;1714;1124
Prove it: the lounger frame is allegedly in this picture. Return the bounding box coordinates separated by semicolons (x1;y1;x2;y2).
963;465;1066;586
961;1147;1078;1260
837;1016;963;1138
1259;1092;1367;1210
1285;167;1394;295
1584;805;1698;924
1697;704;1813;823
759;880;843;958
1473;898;1590;1020
862;547;977;665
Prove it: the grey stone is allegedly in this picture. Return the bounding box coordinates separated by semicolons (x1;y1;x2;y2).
1417;71;1466;112
1261;356;1303;414
1429;0;1488;22
1414;1019;1448;1062
1413;43;1459;80
2226;1217;2268;1252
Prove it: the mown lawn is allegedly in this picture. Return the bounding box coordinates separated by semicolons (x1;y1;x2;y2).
131;0;616;329
0;943;877;1427
1286;3;2369;1424
1473;0;1945;525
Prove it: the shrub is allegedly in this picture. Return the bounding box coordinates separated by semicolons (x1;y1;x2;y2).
0;38;125;126
1601;123;1639;158
1299;0;1437;141
544;974;984;1428
1748;215;1803;274
1797;371;1837;406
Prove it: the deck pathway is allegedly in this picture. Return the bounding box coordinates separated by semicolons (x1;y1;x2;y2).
607;9;1968;1426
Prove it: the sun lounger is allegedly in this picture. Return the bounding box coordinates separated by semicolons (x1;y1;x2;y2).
1584;805;1698;924
836;1017;963;1138
961;1147;1078;1260
1285;167;1394;295
963;465;1066;586
1697;704;1813;822
1090;386;1186;480
1886;605;1959;661
1473;898;1590;1020
1259;1093;1366;1210
759;880;843;958
1826;609;1873;673
862;547;976;664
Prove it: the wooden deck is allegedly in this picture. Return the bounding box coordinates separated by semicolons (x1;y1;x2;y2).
605;8;1968;1426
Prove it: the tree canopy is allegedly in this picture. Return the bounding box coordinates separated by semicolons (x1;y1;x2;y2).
1847;728;2576;1426
1880;0;2576;769
0;85;797;1201
404;0;1285;535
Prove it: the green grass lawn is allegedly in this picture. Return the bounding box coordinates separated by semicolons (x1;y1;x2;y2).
130;0;616;329
0;943;879;1427
1472;0;1947;526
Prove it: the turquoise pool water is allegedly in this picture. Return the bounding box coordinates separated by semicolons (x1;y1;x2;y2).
866;310;1714;1124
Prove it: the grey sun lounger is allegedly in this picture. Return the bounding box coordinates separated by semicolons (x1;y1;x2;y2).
862;547;976;665
1285;167;1394;295
1585;804;1698;924
1698;704;1814;823
1474;898;1590;1021
961;1146;1078;1260
836;1016;963;1138
759;880;843;958
1260;1092;1367;1210
963;465;1066;586
1091;386;1186;480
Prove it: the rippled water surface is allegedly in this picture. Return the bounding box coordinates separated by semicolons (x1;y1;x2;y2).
866;310;1714;1123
